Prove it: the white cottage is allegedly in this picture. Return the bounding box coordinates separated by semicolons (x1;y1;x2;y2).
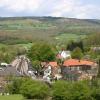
57;50;71;60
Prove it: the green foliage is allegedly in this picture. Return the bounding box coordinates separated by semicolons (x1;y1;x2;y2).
71;47;83;59
20;78;50;99
85;33;100;46
52;80;94;100
0;47;16;63
28;42;55;61
6;78;23;94
6;77;50;99
71;81;93;100
32;60;41;71
27;42;56;70
91;79;100;100
0;45;27;63
67;41;84;51
52;81;72;100
88;50;97;59
87;49;100;59
6;77;100;100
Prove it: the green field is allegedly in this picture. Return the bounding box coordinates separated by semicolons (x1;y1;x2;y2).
0;43;33;49
0;95;24;100
55;33;86;43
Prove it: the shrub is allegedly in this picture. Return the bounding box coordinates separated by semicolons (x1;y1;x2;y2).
6;77;23;94
20;78;50;99
6;77;50;99
52;81;72;100
52;80;93;100
71;47;83;59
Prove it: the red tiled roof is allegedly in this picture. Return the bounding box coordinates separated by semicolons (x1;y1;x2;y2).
49;62;58;67
63;59;95;67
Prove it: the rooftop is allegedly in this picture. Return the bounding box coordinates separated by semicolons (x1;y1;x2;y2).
63;59;96;67
0;65;21;77
49;62;58;67
41;61;58;68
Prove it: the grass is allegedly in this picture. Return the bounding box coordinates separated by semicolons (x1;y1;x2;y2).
15;43;33;49
55;33;86;43
0;94;24;100
0;43;33;49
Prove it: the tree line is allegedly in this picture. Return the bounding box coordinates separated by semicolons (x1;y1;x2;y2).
5;77;100;100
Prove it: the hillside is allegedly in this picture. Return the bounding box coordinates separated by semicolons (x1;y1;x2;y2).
0;17;100;44
85;33;100;46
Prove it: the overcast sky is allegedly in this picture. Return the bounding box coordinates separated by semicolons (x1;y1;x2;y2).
0;0;100;19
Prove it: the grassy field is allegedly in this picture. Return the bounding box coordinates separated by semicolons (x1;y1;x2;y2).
15;43;33;48
0;95;24;100
55;33;86;43
0;43;33;49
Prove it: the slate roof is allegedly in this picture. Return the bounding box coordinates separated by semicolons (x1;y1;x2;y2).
0;65;21;77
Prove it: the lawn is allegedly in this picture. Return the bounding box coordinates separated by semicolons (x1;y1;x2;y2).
0;95;24;100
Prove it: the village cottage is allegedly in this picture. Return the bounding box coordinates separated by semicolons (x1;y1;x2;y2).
61;59;98;81
41;62;62;82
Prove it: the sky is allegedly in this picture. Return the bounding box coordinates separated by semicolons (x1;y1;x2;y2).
0;0;100;19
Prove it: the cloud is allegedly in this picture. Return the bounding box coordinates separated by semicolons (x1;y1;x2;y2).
49;0;100;19
48;0;77;17
0;0;41;12
0;0;100;19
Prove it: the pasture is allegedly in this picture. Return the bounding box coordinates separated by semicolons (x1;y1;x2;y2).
0;95;24;100
55;33;86;43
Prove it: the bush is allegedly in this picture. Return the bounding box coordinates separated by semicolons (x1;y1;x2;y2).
52;80;93;100
6;77;50;99
71;47;83;59
71;81;93;100
52;81;72;100
6;77;23;94
20;78;50;99
91;79;100;100
6;77;100;100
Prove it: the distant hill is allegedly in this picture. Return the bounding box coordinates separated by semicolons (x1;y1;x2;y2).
0;17;100;44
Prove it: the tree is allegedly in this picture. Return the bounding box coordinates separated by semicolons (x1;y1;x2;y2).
20;78;50;99
85;33;100;46
71;81;93;100
6;77;23;94
52;80;93;100
71;47;83;59
91;78;100;100
52;81;72;100
67;41;84;52
27;42;56;70
27;43;55;62
6;77;50;99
